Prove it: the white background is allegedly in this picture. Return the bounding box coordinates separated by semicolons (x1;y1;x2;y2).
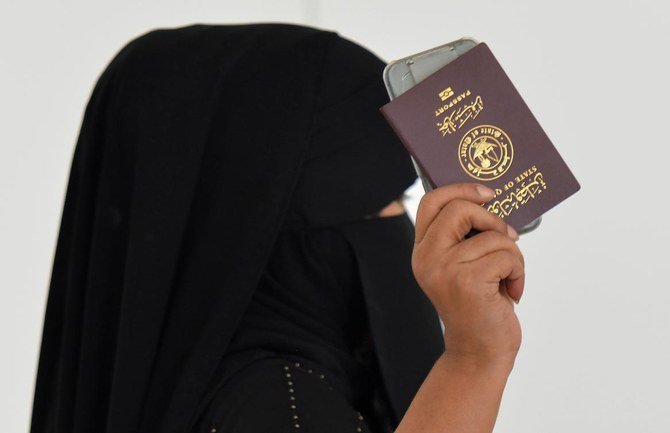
1;1;669;432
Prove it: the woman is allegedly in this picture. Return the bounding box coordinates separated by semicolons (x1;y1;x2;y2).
29;23;523;433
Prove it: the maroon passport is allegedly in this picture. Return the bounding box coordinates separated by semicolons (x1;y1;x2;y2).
380;42;580;231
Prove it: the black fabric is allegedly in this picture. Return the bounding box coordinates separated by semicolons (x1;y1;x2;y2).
338;214;446;421
223;225;375;409
192;357;379;433
29;22;445;433
208;213;445;433
283;35;419;228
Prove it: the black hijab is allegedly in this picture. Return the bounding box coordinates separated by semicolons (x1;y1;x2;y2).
29;23;444;433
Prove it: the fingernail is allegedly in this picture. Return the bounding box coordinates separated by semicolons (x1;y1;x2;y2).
507;224;519;241
476;185;495;199
514;298;520;305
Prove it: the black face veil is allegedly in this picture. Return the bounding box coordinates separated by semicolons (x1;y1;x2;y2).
29;23;444;433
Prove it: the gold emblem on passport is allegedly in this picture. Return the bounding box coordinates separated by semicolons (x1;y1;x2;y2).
458;125;514;180
438;87;454;101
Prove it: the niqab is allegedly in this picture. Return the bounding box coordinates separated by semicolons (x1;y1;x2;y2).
29;23;444;433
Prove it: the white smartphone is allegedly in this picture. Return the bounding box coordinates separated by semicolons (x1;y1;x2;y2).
382;37;542;235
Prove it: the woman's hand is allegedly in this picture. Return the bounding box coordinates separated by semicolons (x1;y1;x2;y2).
411;182;525;367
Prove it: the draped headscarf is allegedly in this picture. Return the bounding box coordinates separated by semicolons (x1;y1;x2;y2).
29;23;444;433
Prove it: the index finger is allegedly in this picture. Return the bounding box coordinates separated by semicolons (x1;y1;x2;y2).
415;182;495;244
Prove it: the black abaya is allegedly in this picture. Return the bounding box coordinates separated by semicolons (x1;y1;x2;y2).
29;23;444;433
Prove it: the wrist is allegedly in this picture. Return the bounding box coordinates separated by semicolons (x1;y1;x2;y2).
440;351;516;376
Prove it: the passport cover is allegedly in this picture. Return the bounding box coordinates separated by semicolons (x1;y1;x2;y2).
380;42;581;231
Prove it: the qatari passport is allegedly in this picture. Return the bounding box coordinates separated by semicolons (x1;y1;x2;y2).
380;42;581;231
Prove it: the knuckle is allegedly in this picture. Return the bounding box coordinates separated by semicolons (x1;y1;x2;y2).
478;229;509;245
496;239;524;268
417;192;432;211
442;198;468;214
418;189;441;210
498;249;518;266
454;208;475;238
497;233;519;251
443;199;470;223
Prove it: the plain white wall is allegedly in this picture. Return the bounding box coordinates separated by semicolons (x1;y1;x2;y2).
1;1;668;432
